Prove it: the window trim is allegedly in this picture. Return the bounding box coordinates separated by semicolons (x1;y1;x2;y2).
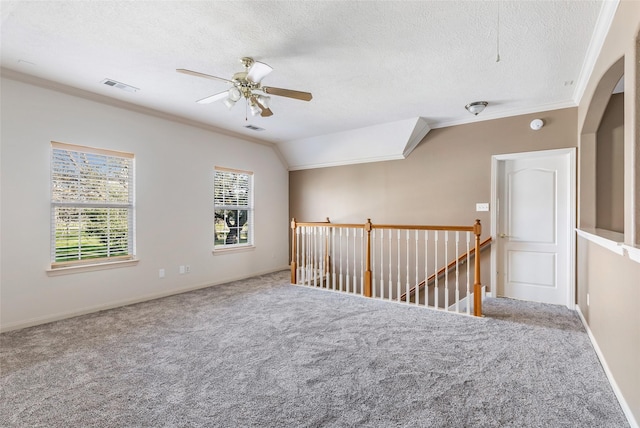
213;166;254;251
50;141;136;269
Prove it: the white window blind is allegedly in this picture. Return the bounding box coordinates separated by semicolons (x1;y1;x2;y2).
214;167;253;249
51;142;135;267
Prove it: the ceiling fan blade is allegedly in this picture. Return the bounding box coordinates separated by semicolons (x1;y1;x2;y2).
246;61;273;83
176;68;234;84
250;95;273;117
262;86;313;101
196;91;229;104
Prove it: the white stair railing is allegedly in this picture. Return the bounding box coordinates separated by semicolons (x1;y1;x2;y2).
290;218;486;317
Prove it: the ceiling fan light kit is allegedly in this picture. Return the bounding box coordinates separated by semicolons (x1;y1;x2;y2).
465;101;488;116
177;57;312;118
249;100;262;117
228;87;242;102
256;95;270;109
223;97;237;110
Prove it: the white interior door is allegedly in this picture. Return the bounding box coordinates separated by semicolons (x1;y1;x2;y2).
494;149;575;307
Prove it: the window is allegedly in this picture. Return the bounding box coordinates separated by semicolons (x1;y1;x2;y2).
51;142;135;267
214;167;253;249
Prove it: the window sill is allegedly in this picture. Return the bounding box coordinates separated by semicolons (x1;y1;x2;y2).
47;259;139;276
212;245;255;255
576;228;640;264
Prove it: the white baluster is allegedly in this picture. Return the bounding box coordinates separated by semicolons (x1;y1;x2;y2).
324;227;329;286
345;228;350;293
415;230;419;305
339;228;343;292
295;226;300;284
405;230;410;304
318;227;322;287
332;227;336;290
444;231;449;310
361;228;365;296
455;231;460;313
397;229;401;302
320;227;324;286
424;230;428;307
313;226;318;288
466;231;471;315
303;227;308;285
388;229;392;301
434;230;438;310
325;227;329;289
300;227;305;285
355;228;359;295
372;229;376;298
309;226;313;286
380;229;385;300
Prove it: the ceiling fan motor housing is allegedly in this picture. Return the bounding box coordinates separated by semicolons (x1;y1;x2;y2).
232;71;260;98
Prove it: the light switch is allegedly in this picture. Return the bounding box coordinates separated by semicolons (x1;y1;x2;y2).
476;203;490;212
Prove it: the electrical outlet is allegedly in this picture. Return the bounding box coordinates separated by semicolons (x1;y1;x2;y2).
476;203;490;212
185;265;191;273
179;265;185;274
159;268;165;279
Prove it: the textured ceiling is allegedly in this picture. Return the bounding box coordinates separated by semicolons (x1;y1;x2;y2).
1;1;607;148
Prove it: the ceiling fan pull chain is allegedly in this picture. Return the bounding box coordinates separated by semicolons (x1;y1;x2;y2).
496;1;501;63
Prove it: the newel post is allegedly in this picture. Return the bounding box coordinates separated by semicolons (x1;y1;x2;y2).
364;218;373;297
473;219;482;316
290;218;297;284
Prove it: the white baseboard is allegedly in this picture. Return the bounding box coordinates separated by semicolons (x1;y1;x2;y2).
448;286;490;313
0;266;290;333
575;305;638;428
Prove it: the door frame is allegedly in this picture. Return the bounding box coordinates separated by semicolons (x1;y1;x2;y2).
490;148;577;309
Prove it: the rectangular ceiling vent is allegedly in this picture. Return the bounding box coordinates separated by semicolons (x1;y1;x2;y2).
101;78;139;93
244;125;265;131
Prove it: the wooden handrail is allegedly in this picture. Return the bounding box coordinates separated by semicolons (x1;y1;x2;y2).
294;221;475;232
373;224;475;232
400;237;492;302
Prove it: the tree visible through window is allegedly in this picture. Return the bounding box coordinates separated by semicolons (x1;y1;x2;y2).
51;142;135;266
214;167;253;248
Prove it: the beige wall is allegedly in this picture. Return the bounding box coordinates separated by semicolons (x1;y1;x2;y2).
577;236;640;420
596;92;625;233
579;1;639;245
0;76;290;331
290;108;578;291
291;108;577;226
576;1;640;424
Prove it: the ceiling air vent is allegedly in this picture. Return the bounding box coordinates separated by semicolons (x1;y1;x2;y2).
101;78;139;93
244;125;265;131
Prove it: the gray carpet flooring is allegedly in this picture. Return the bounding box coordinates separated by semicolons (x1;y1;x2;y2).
0;270;628;427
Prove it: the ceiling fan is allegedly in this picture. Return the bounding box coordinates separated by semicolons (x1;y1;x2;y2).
177;57;312;118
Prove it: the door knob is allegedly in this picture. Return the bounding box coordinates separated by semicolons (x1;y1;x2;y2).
499;233;511;238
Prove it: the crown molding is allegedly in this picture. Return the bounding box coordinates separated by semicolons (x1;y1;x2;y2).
0;67;275;149
572;0;620;105
431;100;577;130
288;153;407;171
